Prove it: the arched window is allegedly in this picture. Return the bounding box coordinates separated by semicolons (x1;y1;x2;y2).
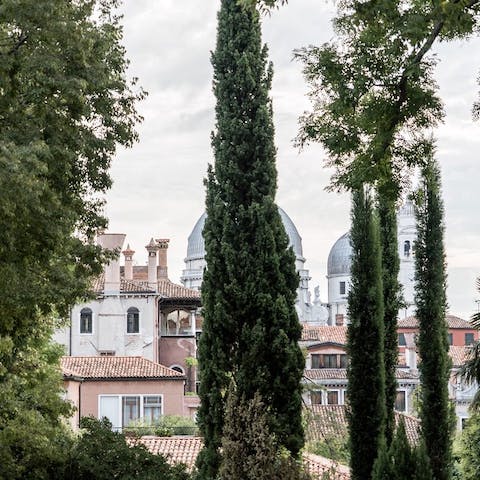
404;240;411;257
127;307;140;334
170;365;185;375
80;308;93;334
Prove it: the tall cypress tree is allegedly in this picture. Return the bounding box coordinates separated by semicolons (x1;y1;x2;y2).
347;186;386;480
377;190;401;446
414;157;453;480
196;1;304;478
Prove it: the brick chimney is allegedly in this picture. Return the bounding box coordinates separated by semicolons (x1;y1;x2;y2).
146;238;158;289
156;238;170;280
97;233;126;294
122;244;135;280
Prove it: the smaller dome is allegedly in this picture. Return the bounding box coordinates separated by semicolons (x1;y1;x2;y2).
327;232;352;276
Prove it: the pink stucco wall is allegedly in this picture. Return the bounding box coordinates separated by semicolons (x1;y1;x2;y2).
76;379;185;422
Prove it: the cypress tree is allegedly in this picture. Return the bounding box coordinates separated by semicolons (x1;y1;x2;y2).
347;186;386;480
377;191;402;446
196;1;304;478
414;156;453;480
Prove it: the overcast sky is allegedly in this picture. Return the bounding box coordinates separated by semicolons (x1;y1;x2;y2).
104;0;480;320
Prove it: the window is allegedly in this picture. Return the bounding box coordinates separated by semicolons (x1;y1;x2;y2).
310;391;322;405
448;333;453;346
163;309;193;335
311;354;347;369
99;394;163;431
327;391;339;405
127;307;140;334
465;333;475;345
404;240;411;257
80;308;93;334
398;333;406;346
143;396;162;424
323;354;337;368
395;390;406;412
122;396;140;427
339;281;346;295
170;365;185;375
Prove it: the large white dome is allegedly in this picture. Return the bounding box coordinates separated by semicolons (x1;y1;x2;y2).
185;206;304;264
327;232;352;276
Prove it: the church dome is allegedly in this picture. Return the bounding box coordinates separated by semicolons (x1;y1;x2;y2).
185;206;304;263
327;232;352;276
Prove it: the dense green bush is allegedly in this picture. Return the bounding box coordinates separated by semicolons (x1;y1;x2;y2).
65;417;191;480
124;415;199;437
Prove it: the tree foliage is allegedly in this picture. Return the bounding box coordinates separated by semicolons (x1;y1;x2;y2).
458;410;480;480
372;421;433;480
377;196;402;446
295;0;480;198
414;156;453;480
66;417;191;480
347;186;386;480
220;387;309;480
196;1;304;478
0;0;144;476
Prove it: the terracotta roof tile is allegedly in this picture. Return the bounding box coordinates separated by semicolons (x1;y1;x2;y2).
306;405;420;446
134;436;202;471
450;345;473;367
157;280;200;299
92;274;199;300
135;436;350;479
61;356;184;380
399;315;474;330
302;326;347;344
305;368;418;381
303;453;350;479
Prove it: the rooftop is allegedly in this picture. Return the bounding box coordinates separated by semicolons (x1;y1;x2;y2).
398;315;474;330
306;405;420;446
302;326;347;345
61;356;184;380
134;436;351;479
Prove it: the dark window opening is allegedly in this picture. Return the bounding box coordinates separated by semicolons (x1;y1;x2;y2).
127;307;140;333
465;333;474;346
398;333;406;346
80;308;93;334
339;281;346;295
395;390;406;412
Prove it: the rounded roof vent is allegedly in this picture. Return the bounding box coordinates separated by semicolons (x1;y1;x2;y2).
327;232;352;276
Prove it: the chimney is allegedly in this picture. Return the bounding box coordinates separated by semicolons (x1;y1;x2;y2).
122;244;135;280
335;314;344;326
97;233;126;294
146;238;159;288
156;238;170;280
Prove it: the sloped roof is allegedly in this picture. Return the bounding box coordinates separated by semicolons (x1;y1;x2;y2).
398;315;474;330
450;345;473;367
306;405;420;446
157;280;200;300
134;436;350;479
61;356;184;380
305;368;419;381
134;436;202;471
91;274;200;300
302;326;347;344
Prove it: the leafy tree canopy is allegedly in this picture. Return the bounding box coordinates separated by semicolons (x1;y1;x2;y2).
291;0;480;197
